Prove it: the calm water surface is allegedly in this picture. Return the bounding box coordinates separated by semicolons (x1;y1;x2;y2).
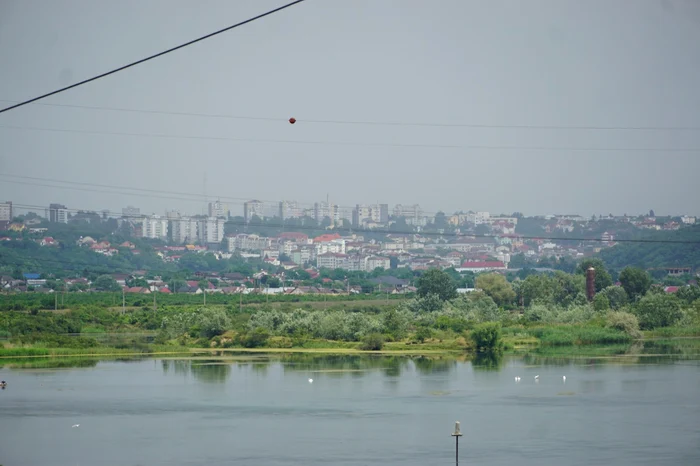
1;352;699;466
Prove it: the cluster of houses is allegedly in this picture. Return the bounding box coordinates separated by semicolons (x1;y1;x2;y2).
0;270;418;296
3;208;699;295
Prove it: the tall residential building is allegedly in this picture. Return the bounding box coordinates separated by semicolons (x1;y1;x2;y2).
208;200;228;219
171;217;199;244
165;210;182;220
122;206;140;218
353;204;387;226
279;200;301;220
143;215;168;239
49;204;69;223
393;204;423;219
197;217;225;244
378;204;389;223
314;201;340;223
0;201;12;221
243;200;265;222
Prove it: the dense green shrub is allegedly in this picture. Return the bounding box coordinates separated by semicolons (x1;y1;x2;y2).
11;333;99;349
605;311;642;339
470;322;504;353
598;286;628;309
236;327;270;348
414;327;433;343
523;304;554;323
593;294;610;312
633;294;684;329
196;308;231;339
359;333;384;351
537;326;631;346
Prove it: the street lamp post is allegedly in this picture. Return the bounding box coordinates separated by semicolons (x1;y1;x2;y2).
451;421;463;466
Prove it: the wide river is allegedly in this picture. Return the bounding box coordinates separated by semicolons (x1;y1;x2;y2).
1;350;699;466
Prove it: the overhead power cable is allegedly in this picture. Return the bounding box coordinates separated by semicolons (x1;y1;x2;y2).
2;99;700;132
8;202;700;245
1;124;698;152
0;0;307;115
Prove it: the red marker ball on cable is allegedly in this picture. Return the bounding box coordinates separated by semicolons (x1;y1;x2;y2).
289;117;296;124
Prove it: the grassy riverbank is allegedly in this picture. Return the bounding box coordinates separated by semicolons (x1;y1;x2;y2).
6;325;696;359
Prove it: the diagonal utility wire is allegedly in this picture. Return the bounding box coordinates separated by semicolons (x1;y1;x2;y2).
0;0;307;115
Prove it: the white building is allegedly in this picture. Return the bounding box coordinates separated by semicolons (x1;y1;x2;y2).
393;204;423;219
467;211;490;225
208;200;227;219
681;215;697;225
314;201;340;223
48;203;69;223
316;239;346;255
487;216;519;226
406;216;428;227
143;215;168;239
198;217;225;244
122;206;140;218
316;253;348;269
279;200;302;219
227;234;272;252
290;247;313;266
171;217;199;244
243;200;265;222
278;240;296;256
316;253;389;272
366;256;390;271
0;201;11;221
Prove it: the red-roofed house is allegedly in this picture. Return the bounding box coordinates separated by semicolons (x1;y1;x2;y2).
664;286;680;293
313;233;341;243
124;286;151;294
278;232;309;243
40;237;57;246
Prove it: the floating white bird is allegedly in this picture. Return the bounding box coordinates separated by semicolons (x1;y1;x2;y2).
72;424;80;428
563;376;566;382
534;375;539;380
308;378;313;384
515;376;521;382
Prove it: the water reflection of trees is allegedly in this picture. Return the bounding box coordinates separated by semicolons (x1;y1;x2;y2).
281;354;407;376
161;359;232;383
279;354;458;378
4;357;100;370
471;352;504;371
523;339;700;366
412;356;457;375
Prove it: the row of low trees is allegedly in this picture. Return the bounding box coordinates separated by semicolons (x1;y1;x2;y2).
413;263;700;331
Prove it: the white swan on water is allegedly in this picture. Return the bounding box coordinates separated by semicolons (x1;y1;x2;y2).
534;375;539;380
514;376;521;382
308;378;313;384
72;424;80;428
563;376;566;382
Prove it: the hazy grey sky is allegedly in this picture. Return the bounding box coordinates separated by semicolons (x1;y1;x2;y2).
1;0;699;218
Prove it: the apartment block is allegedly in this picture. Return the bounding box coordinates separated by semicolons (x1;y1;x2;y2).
49;203;69;223
279;200;302;219
198;217;225;244
208;200;228;219
227;233;272;252
171;217;199;244
143;215;168;239
0;201;12;222
122;206;140;218
243;200;265;222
